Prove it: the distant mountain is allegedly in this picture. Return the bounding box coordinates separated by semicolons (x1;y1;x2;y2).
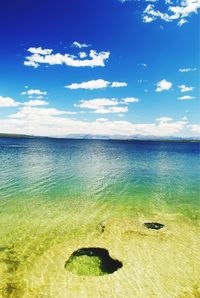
0;133;199;142
59;134;200;142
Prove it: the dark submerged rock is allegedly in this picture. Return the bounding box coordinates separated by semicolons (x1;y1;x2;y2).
65;247;123;276
144;222;165;230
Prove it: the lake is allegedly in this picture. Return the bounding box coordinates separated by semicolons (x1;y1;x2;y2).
0;138;199;297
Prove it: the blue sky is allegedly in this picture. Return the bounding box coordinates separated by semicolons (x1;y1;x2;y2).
0;0;199;138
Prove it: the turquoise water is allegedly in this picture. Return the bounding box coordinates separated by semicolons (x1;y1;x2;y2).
0;138;199;216
0;138;200;297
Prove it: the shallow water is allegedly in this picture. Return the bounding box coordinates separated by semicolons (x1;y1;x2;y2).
0;138;199;297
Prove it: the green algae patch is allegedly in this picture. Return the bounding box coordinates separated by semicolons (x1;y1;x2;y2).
65;247;123;276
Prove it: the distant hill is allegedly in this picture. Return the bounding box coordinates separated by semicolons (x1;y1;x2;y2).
0;133;34;138
0;133;199;142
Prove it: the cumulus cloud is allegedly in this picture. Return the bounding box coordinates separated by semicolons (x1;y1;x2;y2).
76;98;119;109
75;97;139;114
79;52;87;58
24;100;49;106
156;117;173;122
96;118;108;122
0;95;49;108
93;106;128;114
143;15;155;22
187;124;200;133
72;41;91;48
178;18;188;25
178;84;194;92
0;107;198;137
0;96;20;107
179;67;197;72
156;79;172;92
27;47;53;55
9;107;76;119
24;47;110;68
178;95;196;100
35;96;45;99
143;0;200;26
21;89;47;96
122;97;139;103
66;79;110;90
65;79;128;90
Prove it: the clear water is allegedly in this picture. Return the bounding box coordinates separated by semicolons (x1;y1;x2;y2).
0;138;199;297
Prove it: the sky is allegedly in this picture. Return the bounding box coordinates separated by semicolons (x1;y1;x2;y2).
0;0;199;138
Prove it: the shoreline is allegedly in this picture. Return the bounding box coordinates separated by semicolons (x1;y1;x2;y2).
0;134;200;143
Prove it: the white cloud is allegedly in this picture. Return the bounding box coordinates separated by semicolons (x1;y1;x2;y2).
27;47;53;55
9;107;76;119
96;118;108;122
0;96;20;107
156;79;172;92
75;97;139;114
156;117;173;122
76;98;119;109
182;116;188;121
24;61;40;68
178;18;188;25
24;47;110;68
65;79;127;90
79;52;87;58
169;0;200;17
94;106;128;114
35;95;45;99
143;15;155;22
178;84;194;92
21;89;47;96
187;124;200;133
143;0;200;26
66;79;110;90
178;95;196;100
179;67;197;72
0;108;198;137
24;100;49;106
0;95;48;108
111;81;128;87
72;41;91;48
122;97;139;103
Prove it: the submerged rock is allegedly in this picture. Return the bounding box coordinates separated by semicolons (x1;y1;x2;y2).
144;222;165;230
65;247;123;276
